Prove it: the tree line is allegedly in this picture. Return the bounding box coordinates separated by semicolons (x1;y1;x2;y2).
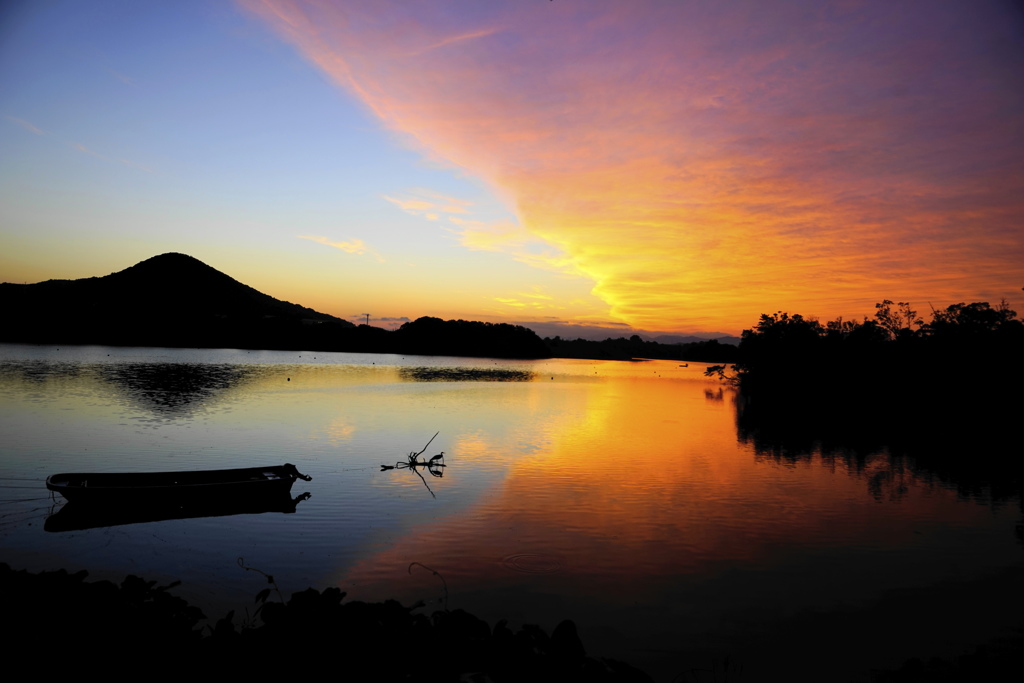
707;295;1023;462
543;334;737;362
713;298;1022;389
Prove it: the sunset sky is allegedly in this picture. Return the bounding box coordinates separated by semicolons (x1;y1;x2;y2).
2;0;1022;337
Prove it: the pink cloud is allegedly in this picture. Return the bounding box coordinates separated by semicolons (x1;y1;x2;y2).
242;0;1024;332
6;116;43;135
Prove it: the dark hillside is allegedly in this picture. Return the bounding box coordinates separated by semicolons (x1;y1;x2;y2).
394;317;550;359
4;252;341;321
0;254;551;358
1;253;353;348
101;252;340;320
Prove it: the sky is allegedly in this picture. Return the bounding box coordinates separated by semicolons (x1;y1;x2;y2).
2;0;1023;338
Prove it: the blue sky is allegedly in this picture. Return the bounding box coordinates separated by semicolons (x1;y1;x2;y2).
1;1;605;331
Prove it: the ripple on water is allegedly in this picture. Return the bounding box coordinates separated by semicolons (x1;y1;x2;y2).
499;553;564;574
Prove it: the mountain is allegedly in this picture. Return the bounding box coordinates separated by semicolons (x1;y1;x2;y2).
0;254;553;359
1;253;353;348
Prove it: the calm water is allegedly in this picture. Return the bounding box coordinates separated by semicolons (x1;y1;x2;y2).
1;343;1020;681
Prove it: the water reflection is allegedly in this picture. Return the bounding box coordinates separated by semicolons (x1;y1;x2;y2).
337;369;1023;681
1;345;1021;683
379;432;447;498
0;359;86;384
735;391;1024;507
703;387;724;402
0;357;263;417
96;363;261;415
45;492;312;532
399;366;534;382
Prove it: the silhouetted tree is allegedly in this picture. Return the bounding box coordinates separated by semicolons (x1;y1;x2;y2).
926;300;1020;338
874;300;922;341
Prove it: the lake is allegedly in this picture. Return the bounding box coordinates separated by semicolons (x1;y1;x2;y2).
1;343;1020;681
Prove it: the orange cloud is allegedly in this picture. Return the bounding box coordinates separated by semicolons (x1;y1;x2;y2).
382;195;437;214
383;190;471;218
493;284;564;313
300;234;383;261
242;0;1024;332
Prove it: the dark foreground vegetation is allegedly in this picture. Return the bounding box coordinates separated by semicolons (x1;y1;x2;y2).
2;562;651;682
6;560;1021;682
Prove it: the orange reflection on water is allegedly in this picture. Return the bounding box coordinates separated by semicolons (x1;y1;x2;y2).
339;368;996;610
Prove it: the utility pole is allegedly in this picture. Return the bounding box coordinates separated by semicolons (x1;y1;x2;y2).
364;313;370;326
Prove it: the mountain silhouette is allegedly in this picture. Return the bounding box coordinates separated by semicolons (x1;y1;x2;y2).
2;253;554;358
1;253;353;348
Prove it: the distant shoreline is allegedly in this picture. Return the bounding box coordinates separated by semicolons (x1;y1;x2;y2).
0;338;737;364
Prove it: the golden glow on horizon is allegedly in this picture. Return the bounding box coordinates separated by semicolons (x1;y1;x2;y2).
241;1;1024;333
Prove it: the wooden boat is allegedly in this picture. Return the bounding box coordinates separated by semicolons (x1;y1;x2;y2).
46;463;312;505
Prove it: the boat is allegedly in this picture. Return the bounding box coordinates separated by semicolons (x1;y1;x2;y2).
46;463;312;506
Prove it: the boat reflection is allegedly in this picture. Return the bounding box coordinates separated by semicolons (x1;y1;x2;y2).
44;491;312;532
